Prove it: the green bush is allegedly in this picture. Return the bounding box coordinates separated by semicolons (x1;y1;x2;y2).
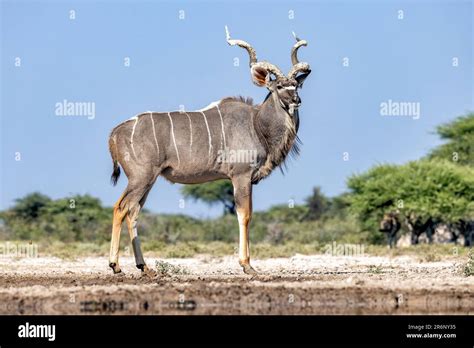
347;159;474;241
0;191;364;248
428;112;474;167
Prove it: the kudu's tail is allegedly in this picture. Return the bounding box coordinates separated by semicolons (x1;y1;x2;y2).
108;134;121;186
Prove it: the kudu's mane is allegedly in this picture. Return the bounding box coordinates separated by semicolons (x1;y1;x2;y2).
222;95;301;178
252;93;302;182
221;96;255;106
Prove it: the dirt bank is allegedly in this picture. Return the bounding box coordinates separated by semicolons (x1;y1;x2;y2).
0;254;472;314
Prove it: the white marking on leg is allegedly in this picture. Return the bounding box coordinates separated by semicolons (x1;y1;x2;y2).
200;111;213;161
216;104;227;150
168;112;180;167
130;116;139;159
237;210;249;262
184;112;193;156
149;113;160;159
130;219;138;238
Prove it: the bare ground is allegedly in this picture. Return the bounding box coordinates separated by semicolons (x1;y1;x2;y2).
0;254;472;315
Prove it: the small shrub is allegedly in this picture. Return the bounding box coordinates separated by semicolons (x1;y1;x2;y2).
367;265;383;274
462;250;474;277
155;260;189;276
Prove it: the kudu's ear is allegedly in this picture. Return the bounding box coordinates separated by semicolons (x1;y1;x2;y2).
251;65;270;87
296;71;311;88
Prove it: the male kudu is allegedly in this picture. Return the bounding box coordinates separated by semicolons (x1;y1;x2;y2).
108;27;311;275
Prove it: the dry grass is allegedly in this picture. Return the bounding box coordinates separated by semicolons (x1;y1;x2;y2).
26;239;470;261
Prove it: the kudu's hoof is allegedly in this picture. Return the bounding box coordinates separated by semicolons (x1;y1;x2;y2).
138;264;157;278
109;263;122;274
242;264;258;276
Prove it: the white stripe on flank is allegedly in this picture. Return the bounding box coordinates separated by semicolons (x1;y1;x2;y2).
167;112;180;166
127;111;152;121
200;111;213;160
197;100;221;112
150;113;160;158
130;116;139;159
184;112;193;155
216;104;227;150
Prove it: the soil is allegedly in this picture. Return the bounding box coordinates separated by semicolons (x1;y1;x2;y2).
0;254;472;315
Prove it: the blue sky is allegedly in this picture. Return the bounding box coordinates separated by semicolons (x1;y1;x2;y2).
1;0;472;217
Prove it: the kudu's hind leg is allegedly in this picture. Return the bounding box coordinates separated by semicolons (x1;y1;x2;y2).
109;193;128;273
117;175;158;276
389;233;396;249
232;176;257;275
125;190;156;277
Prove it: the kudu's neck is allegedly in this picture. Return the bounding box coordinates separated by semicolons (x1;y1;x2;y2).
252;92;300;182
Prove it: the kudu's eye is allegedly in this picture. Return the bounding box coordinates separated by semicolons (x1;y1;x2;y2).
277;85;283;90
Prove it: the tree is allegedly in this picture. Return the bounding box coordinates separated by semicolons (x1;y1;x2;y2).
40;195;111;241
11;192;51;221
325;193;351;219
261;203;308;223
303;186;330;220
180;180;236;215
428;112;474;167
1;193;111;242
303;189;351;221
347;160;474;241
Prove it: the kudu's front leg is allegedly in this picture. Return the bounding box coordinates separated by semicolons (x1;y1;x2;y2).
232;177;257;275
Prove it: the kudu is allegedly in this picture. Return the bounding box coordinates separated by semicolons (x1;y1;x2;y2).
404;215;436;245
107;27;311;276
379;212;401;248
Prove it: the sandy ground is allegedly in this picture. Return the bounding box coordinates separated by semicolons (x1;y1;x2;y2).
0;254;472;315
